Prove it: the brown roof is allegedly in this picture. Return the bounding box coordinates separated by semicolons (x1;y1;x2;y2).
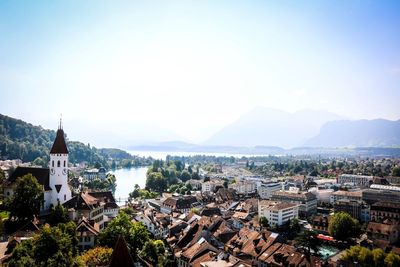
76;217;99;236
88;191;119;209
63;192;103;211
50;128;69;154
109;235;134;267
367;221;398;234
8;166;51;191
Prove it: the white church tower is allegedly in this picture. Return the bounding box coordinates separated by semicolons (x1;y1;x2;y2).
48;119;72;207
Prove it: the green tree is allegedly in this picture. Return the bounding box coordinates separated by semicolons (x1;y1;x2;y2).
97;212;149;256
372;248;385;267
259;216;269;228
139;240;166;266
49;202;69;226
295;230;321;256
180;171;191;182
328;212;360;240
9;174;43;222
391;166;400;177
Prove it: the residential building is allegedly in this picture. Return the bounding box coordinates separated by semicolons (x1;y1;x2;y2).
271;191;317;217
258;200;299;226
367;220;400;245
311;215;330;234
186;179;202;190
76;217;99;250
63;192;105;229
86;191;119;224
134;209;171;239
229;180;256;195
161;195;200;214
338;174;374;188
202;180;223;193
258;182;282;199
370;201;400;222
83;167;106;181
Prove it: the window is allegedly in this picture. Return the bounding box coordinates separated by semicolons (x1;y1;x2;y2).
64;194;66;201
52;161;54;167
64;161;66;167
57;161;60;167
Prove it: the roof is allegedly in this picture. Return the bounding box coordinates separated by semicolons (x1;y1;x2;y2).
50;128;69;154
109;235;134;267
367;221;398;234
259;200;298;211
76;217;100;236
88;191;119;209
63;192;103;211
8;166;51;191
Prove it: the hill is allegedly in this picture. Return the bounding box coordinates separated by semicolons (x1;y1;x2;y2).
205;107;344;148
0;114;139;167
305;119;400;147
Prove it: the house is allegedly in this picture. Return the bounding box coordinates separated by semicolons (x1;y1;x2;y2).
330;190;363;204
3;122;72;211
86;191;119;224
258;182;282;199
311;215;330;234
162;196;200;214
76;217;100;250
229;180;256;195
63;192;105;229
370;201;400;222
186;179;202;190
334;199;370;222
175;238;219;267
367;219;400;245
338;174;374;188
202;180;224;193
83;167;107;181
258;200;299;226
134;209;171;239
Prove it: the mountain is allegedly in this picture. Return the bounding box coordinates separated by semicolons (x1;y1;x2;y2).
0;114;138;167
305;119;400;147
205;107;344;148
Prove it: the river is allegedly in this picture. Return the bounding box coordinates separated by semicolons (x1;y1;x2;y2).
111;167;148;201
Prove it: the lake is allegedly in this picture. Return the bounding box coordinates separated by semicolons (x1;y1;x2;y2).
111;167;148;201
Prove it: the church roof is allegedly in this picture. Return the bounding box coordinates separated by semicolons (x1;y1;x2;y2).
8;167;51;191
50;128;69;154
109;235;135;267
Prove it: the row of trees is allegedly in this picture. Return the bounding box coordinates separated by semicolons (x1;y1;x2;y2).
341;246;400;267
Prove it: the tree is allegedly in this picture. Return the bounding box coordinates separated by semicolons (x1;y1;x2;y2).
78;246;113;267
259;216;269;228
295;230;321;256
9;174;43;222
49;202;69;226
385;252;400;267
392;166;400;177
180;171;191;182
97;212;149;256
372;248;385;267
140;240;166;265
328;212;360;240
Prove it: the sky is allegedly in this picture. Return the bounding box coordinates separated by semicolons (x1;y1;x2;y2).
0;0;400;146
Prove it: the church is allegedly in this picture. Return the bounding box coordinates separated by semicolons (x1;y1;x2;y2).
4;122;72;211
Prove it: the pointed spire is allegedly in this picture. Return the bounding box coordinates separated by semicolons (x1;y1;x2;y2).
59;114;63;130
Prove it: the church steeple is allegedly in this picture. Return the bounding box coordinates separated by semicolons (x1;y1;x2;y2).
50;119;69;154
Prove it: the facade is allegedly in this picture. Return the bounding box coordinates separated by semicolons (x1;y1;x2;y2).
338;174;374;188
271;191;317;217
76;217;99;250
134;209;171;239
186;179;202;190
3;123;72;211
258;200;299;226
83;167;106;181
367;220;400;245
370;201;400;222
63;192;106;229
201;180;223;193
330;190;363;204
362;188;400;205
229;180;256;195
162;196;200;214
334;199;370;222
258;182;282;199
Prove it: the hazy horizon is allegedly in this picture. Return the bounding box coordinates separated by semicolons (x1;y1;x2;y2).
1;1;400;147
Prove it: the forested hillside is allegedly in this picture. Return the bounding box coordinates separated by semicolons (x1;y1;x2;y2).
0;114;146;168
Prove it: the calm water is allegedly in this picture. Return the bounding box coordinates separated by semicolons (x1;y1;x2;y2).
128;150;272;160
111;167;148;201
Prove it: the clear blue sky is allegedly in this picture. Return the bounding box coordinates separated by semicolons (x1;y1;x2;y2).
0;0;399;144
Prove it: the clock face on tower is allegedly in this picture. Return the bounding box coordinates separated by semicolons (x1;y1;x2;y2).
62;168;67;175
50;168;55;175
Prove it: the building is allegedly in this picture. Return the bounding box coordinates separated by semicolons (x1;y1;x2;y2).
134;209;171;239
367;220;400;245
334;199;370;222
271;191;317;217
76;217;100;250
63;192;106;229
338;174;374;188
161;196;200;214
362;188;400;205
86;191;119;224
370;201;400;222
229;180;256;195
330;190;363;204
3;122;72;211
202;180;223;193
258;200;299;226
309;188;334;204
83;167;107;181
311;215;329;234
258;182;282;199
186;179;202;190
